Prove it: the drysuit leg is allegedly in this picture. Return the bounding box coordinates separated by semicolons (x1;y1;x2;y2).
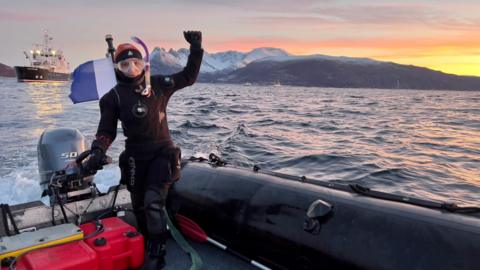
140;155;174;269
166;182;179;221
121;150;180;269
120;152;150;238
130;189;148;238
143;155;173;242
122;153;175;240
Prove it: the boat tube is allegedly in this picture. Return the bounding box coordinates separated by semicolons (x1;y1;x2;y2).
170;159;480;270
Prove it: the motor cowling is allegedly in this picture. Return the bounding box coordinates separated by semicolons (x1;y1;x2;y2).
37;128;89;191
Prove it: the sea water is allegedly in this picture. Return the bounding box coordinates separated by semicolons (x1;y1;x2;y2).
0;77;479;206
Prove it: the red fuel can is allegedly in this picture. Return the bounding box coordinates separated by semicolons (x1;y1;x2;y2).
80;217;144;270
14;241;99;270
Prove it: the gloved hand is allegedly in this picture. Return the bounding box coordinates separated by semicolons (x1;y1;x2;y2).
82;148;106;175
183;31;202;49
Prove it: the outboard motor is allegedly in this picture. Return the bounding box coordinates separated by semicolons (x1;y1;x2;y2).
37;128;94;203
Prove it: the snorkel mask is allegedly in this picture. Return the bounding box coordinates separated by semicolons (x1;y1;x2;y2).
117;58;145;78
114;43;144;77
130;36;152;96
114;41;150;96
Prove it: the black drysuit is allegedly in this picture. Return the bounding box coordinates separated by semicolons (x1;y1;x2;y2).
94;47;203;243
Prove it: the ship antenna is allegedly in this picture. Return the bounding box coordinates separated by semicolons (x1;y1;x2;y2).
105;34;115;62
44;30;51;52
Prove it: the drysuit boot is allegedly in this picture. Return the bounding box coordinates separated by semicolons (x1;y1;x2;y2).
141;185;169;269
140;238;166;270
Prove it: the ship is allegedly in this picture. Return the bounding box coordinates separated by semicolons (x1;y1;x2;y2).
14;31;70;82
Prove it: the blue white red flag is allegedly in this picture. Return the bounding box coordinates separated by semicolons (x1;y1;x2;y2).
69;58;116;103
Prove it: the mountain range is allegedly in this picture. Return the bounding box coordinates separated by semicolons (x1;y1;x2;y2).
0;63;15;77
150;47;290;74
2;47;480;91
150;47;480;91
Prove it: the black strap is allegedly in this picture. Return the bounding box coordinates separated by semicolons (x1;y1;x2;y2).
52;187;69;224
111;183;121;209
113;88;121;107
1;204;19;235
51;204;57;226
5;204;19;234
1;204;11;236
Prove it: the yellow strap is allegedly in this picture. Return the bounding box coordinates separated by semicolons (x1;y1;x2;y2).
0;232;84;260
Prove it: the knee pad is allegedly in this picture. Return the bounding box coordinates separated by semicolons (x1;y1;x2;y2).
144;189;168;235
144;189;167;209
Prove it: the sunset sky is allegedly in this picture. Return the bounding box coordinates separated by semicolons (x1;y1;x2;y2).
1;0;480;76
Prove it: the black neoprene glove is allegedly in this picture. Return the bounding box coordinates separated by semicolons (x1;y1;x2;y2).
83;140;107;175
184;31;202;49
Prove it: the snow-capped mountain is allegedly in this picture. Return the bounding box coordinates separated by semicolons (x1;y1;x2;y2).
147;46;480;90
150;47;290;74
149;46;385;75
257;54;380;65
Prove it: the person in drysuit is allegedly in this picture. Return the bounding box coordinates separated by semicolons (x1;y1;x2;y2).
83;31;203;269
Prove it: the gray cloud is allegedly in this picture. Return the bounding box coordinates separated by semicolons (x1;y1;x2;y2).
0;10;53;21
242;3;480;31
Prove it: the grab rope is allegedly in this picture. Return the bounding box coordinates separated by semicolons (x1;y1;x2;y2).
349;184;480;214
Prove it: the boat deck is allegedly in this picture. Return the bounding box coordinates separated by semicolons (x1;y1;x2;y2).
165;238;256;270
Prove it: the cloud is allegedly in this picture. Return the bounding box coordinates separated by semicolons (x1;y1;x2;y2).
243;2;480;31
426;17;480;31
311;35;480;50
205;33;480;58
160;0;323;13
311;3;441;25
0;10;52;22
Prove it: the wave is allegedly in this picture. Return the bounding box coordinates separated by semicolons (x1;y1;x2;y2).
191;97;209;101
273;154;356;169
178;120;222;129
1;154;122;205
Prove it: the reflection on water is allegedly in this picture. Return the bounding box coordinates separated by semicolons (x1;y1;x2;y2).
26;82;67;124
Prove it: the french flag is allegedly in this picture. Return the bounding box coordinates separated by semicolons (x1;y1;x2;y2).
69;58;117;104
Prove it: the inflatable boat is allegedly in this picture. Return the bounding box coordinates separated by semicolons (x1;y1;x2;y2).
0;128;479;270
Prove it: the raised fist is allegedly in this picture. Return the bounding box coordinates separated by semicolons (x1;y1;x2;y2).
183;31;202;48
